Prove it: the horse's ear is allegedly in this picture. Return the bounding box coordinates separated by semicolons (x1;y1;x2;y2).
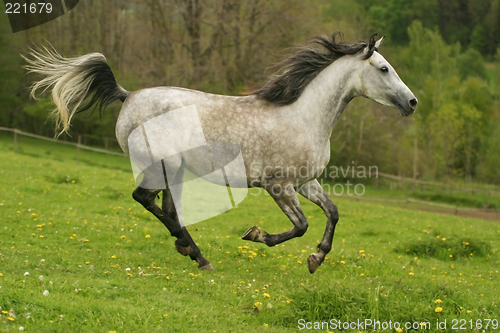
362;34;382;59
374;36;385;51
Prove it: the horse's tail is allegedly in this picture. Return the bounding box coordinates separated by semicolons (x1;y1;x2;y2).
24;45;129;136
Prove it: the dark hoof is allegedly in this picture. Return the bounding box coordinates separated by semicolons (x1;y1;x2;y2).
175;242;191;256
199;263;215;271
242;226;261;241
307;253;321;274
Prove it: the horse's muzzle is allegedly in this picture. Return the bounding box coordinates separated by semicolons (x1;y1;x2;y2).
400;97;417;116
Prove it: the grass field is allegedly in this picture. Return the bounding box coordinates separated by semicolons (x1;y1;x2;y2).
0;133;499;332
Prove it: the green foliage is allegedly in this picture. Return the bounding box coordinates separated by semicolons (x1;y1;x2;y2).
457;48;488;81
470;24;488;55
428;103;464;178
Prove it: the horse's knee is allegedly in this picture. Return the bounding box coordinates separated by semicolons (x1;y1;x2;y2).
295;221;308;237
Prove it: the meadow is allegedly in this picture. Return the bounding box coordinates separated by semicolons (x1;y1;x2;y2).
0;133;499;332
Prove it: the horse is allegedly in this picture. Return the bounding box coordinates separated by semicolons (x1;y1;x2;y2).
25;32;417;274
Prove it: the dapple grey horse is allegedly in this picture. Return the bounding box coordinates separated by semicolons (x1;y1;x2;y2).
25;33;417;273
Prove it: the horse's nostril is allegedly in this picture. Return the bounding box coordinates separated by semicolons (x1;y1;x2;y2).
409;98;418;108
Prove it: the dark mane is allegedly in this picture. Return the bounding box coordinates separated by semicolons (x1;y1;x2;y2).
253;32;377;105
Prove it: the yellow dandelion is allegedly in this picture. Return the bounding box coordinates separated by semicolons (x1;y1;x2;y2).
359;250;365;253
340;260;346;264
396;329;403;333
263;293;270;298
120;235;126;239
435;299;442;304
435;307;443;313
466;310;472;314
409;272;414;276
1;310;8;314
263;323;268;327
145;235;151;239
0;273;3;277
254;301;262;307
7;317;15;321
360;273;365;276
111;255;116;259
286;300;291;304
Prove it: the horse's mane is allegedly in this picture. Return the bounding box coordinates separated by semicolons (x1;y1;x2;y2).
253;32;377;105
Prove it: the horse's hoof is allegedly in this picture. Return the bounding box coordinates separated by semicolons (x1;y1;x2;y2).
242;226;260;241
307;253;321;274
175;242;191;256
199;263;215;271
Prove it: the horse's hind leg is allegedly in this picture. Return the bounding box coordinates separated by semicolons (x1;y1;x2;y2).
242;182;309;247
132;162;213;270
298;179;339;274
161;186;213;270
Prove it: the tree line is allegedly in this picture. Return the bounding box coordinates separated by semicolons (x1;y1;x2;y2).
0;0;499;185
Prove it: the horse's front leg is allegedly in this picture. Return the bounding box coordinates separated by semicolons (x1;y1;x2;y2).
298;179;339;274
242;182;308;247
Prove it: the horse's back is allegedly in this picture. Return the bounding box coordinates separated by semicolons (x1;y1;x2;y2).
115;86;252;153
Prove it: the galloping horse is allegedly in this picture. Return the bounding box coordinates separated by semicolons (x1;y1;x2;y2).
25;33;417;273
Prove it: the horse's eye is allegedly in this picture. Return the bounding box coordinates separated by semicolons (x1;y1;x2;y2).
380;66;389;73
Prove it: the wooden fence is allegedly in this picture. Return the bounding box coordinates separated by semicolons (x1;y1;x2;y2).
0;127;127;162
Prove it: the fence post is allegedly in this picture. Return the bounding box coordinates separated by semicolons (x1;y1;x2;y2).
413;136;417;191
13;129;18;153
76;135;81;164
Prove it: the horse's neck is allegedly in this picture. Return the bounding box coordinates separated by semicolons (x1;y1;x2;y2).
291;57;357;144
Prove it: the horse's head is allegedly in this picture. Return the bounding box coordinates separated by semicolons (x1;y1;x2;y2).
357;35;417;116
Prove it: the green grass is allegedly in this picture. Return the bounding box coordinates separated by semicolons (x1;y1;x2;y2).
0;135;499;332
358;183;500;210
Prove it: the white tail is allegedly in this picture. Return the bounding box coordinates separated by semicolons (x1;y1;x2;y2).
24;45;128;136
